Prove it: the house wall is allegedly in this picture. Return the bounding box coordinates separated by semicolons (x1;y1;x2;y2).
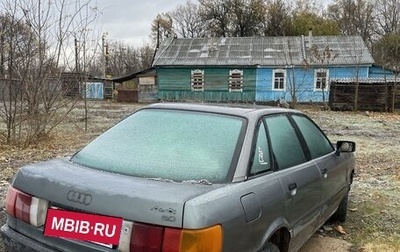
157;67;256;102
369;65;396;78
256;66;371;102
138;76;157;102
121;79;138;90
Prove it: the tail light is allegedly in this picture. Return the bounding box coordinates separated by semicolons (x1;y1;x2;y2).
180;226;222;252
5;186;48;227
119;221;222;252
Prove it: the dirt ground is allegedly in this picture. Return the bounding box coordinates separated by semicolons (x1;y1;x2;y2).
0;101;399;252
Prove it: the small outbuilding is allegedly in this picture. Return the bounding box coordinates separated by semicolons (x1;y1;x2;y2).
112;68;157;103
329;77;400;112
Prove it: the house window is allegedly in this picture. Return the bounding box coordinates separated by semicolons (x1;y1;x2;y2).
315;69;328;90
273;69;286;90
191;69;204;91
229;69;243;92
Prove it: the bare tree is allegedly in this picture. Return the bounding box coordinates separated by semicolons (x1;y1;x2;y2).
229;0;266;36
95;41;155;77
0;0;100;146
198;0;232;37
169;1;205;38
374;33;400;112
139;44;156;69
283;39;314;108
0;8;37;143
309;44;339;106
291;0;340;36
293;0;319;14
327;0;375;46
105;42;138;77
374;0;400;36
263;0;293;36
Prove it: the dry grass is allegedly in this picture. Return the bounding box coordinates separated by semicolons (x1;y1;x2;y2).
304;106;400;252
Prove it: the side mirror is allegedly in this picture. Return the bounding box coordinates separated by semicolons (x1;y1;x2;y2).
335;141;356;156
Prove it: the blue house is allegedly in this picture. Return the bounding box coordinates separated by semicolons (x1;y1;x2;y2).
368;65;397;78
152;35;376;103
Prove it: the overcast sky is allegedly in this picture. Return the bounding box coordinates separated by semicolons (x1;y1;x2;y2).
94;0;333;48
94;0;187;47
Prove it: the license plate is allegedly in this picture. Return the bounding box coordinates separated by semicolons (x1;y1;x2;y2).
44;208;123;246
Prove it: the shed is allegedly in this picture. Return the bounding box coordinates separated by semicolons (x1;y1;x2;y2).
61;72;108;99
329;77;400;111
112;68;157;103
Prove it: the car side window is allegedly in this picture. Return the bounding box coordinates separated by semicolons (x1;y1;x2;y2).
250;121;271;175
291;114;334;159
265;115;307;170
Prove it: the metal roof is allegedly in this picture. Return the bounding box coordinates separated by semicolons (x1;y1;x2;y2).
112;68;155;83
152;36;375;67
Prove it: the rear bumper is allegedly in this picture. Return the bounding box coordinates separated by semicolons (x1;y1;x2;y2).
1;224;56;252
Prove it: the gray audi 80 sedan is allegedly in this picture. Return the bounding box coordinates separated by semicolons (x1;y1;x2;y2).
1;103;356;252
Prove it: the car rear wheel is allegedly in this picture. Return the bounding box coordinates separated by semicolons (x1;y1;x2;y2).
261;242;280;252
330;191;349;222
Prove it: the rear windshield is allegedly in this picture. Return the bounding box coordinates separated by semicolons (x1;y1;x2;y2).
71;108;244;183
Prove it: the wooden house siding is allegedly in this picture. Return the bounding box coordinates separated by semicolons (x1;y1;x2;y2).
369;65;396;78
256;68;313;102
157;67;256;102
256;66;371;102
329;66;370;79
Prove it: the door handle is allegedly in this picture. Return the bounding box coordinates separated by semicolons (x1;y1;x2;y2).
288;183;297;190
321;169;328;178
288;183;297;196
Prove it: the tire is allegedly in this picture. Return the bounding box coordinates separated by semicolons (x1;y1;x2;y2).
261;242;280;252
330;191;349;222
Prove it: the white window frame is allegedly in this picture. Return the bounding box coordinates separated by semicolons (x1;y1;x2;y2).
191;69;204;91
314;69;329;91
229;69;243;92
273;69;286;91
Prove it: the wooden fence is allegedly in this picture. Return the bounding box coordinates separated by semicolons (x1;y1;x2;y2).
329;78;400;112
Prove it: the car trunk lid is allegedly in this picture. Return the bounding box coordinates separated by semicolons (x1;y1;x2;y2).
12;158;221;228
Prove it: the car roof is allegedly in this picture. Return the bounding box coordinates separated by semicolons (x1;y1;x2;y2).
144;102;302;119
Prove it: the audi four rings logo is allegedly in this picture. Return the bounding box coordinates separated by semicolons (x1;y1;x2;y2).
67;190;92;205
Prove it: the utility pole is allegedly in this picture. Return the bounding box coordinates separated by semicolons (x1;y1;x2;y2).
102;32;110;79
74;38;79;73
102;33;106;79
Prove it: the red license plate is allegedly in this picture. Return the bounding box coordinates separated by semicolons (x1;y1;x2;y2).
44;208;123;246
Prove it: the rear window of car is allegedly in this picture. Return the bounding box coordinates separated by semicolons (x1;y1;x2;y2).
71;108;245;183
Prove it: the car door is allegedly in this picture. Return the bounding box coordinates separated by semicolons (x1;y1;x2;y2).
291;114;348;223
263;114;322;251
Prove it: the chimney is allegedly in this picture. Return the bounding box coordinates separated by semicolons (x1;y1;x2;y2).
308;28;313;48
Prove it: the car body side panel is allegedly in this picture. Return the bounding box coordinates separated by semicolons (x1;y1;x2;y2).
275;162;322;252
314;154;346;223
183;173;286;252
315;152;355;224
